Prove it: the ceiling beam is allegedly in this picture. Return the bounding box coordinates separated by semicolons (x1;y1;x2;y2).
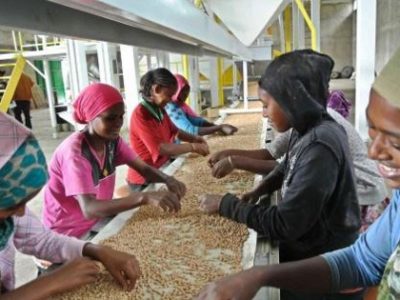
0;0;250;59
50;0;252;59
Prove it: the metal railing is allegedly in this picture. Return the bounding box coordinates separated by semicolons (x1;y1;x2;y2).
0;55;26;112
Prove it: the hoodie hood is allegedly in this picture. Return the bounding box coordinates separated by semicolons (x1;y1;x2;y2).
260;50;334;134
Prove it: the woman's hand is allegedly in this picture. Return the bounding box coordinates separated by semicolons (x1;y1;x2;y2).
194;135;208;144
165;176;186;199
211;156;235;178
198;194;223;214
195;268;263;300
49;258;100;293
142;191;181;213
220;124;238;135
208;150;231;167
94;246;141;291
191;143;210;156
241;189;261;204
242;179;271;204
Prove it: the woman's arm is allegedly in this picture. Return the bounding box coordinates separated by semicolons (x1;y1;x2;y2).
76;191;181;219
195;256;332;300
3;245;141;299
208;149;274;167
215;144;340;239
196;117;214;127
197;197;400;300
197;125;224;136
159;130;209;157
82;244;140;290
1;259;100;300
159;142;196;157
211;155;278;178
127;157;186;198
176;129;205;144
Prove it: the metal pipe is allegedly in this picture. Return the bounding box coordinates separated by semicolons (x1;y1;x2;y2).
0;63;16;68
11;31;18;51
0;49;17;53
34;35;39;51
25;59;46;79
17;32;24;51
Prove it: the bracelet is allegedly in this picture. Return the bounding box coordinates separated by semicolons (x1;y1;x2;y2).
228;156;234;168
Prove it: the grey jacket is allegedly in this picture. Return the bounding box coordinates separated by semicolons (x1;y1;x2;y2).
266;108;387;205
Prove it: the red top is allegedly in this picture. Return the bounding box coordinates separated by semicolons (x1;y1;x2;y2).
127;104;178;184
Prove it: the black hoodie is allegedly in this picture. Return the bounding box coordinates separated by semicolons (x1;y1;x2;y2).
219;51;360;262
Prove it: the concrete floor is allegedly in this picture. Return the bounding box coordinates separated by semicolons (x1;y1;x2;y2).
15;107;129;288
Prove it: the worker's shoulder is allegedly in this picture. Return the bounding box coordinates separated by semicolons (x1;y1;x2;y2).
20;73;34;84
301;120;346;153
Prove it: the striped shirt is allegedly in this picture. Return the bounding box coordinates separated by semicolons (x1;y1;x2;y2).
0;208;85;291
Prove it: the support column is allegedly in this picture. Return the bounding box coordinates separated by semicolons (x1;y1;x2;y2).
66;39;80;100
43;60;58;139
284;6;292;52
187;56;200;113
146;54;152;70
74;41;89;91
232;61;238;100
355;0;376;140
217;58;224;106
232;61;237;88
292;1;305;49
292;2;299;50
209;57;219;108
243;61;248;110
120;44;140;129
97;42;114;85
311;0;321;51
182;54;191;106
278;14;286;53
157;51;169;68
298;7;305;49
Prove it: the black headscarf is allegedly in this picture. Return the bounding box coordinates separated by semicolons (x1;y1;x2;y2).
259;49;335;134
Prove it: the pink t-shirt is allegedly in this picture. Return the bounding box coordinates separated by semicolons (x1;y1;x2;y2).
42;132;137;238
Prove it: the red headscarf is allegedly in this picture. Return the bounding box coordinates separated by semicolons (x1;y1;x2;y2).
73;83;123;124
171;74;198;117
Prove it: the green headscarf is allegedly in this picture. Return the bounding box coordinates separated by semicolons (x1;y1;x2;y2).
0;113;48;250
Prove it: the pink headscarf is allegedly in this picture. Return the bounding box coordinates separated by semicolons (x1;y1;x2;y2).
171;74;198;117
73;83;123;124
